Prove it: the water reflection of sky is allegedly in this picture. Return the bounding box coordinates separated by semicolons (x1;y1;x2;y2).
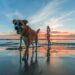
0;40;75;75
0;47;75;75
0;39;75;55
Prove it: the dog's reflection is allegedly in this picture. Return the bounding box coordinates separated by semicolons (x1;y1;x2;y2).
20;54;38;75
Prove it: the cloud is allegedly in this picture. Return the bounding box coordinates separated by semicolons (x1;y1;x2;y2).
40;9;75;32
28;0;67;31
28;0;75;32
53;10;75;22
29;0;65;24
0;29;16;35
0;24;16;35
5;10;25;20
40;18;63;31
4;0;75;33
46;10;75;24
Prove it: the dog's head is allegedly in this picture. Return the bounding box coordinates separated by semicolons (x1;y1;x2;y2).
13;19;28;34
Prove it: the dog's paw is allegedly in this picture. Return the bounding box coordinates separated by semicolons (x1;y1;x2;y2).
22;56;26;61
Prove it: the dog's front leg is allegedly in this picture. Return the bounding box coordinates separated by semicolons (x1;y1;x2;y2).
23;44;29;61
22;37;29;61
25;44;29;60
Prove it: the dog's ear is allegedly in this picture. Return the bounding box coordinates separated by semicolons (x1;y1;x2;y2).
20;20;28;26
23;20;28;25
20;20;24;26
13;19;16;24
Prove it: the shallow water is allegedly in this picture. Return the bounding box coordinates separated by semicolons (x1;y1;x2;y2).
0;39;75;75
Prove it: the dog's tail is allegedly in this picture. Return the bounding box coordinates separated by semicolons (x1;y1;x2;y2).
36;29;40;34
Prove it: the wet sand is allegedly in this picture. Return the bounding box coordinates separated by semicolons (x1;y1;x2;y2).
0;46;75;75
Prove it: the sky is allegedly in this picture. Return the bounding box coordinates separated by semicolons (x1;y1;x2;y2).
0;0;75;35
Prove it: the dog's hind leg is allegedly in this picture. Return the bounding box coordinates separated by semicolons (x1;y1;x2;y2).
31;43;34;62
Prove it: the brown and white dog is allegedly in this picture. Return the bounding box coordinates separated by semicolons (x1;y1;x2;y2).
13;19;40;60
